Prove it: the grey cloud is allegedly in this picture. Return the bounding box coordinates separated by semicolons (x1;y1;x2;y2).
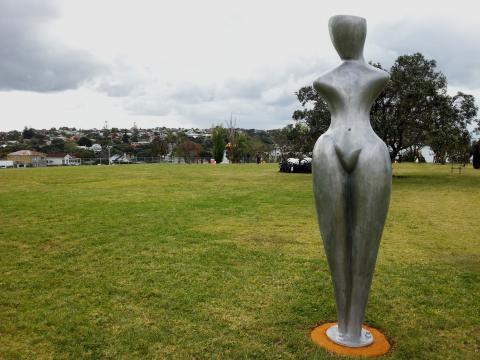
370;19;480;88
254;58;333;107
169;83;216;103
0;0;104;92
120;57;331;129
194;96;302;129
125;97;173;117
217;58;331;102
258;80;300;107
95;60;148;97
172;98;294;130
123;82;216;117
97;81;138;98
219;78;269;100
124;84;297;129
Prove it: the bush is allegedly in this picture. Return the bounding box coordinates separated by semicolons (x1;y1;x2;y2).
279;157;312;173
473;141;480;169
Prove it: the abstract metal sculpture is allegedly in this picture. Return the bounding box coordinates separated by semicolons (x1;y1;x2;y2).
312;15;391;348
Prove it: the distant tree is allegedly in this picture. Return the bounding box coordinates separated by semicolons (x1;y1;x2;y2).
250;137;267;161
151;136;169;157
176;140;202;163
0;143;26;158
114;143;134;155
445;129;471;165
73;148;94;159
197;136;213;158
200;149;212;161
133;146;152;158
65;142;79;153
223;117;256;162
229;131;250;163
212;125;227;163
271;128;292;160
6;130;21;141
371;55;477;162
272;123;311;159
164;132;178;159
112;137;122;145
427;92;476;164
49;138;66;152
401;146;424;162
292;86;331;152
77;136;93;147
291;53;478;161
22;127;35;139
131;127;139;142
122;132;130;144
28;132;47;148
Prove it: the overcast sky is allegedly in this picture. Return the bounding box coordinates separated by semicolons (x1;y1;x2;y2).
1;0;480;131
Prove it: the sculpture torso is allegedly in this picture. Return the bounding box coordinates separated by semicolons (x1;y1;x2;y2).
314;60;389;172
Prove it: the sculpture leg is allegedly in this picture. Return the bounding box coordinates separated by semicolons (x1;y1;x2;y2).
314;140;391;347
312;137;350;335
347;148;391;340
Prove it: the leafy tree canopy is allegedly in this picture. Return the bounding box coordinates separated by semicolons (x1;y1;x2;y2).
290;53;479;162
77;136;93;147
212;125;227;163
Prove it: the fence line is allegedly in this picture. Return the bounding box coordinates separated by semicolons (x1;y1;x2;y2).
51;155;280;166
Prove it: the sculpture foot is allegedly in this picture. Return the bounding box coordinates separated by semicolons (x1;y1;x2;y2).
326;324;373;348
311;322;391;357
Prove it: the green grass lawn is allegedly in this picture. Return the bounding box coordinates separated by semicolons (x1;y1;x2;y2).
0;163;478;359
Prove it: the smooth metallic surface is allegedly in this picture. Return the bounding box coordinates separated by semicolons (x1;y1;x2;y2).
326;325;373;348
312;15;391;348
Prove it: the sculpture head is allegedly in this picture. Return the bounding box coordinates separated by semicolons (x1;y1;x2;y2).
329;15;366;60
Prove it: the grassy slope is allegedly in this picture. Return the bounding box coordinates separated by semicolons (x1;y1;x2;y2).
0;163;478;359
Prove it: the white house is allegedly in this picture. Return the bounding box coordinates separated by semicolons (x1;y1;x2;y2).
46;154;81;166
64;154;81;166
46;155;64;166
0;160;14;168
186;130;201;139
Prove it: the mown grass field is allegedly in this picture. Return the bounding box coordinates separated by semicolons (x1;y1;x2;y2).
0;163;478;359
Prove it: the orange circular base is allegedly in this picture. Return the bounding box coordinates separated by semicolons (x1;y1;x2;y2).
311;322;390;357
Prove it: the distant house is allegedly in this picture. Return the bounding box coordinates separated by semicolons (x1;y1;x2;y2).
46;153;64;166
7;150;47;168
186;130;201;139
186;130;210;139
131;141;150;147
64;154;81;166
0;160;14;168
46;153;81;166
